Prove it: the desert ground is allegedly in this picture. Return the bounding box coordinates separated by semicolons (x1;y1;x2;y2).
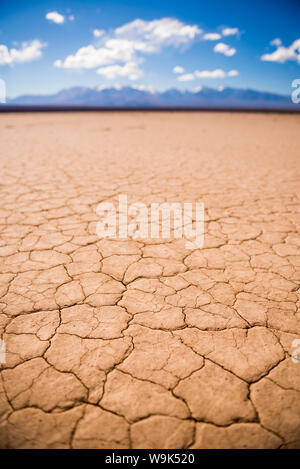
0;111;299;449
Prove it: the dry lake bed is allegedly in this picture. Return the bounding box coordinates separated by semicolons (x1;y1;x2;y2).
0;111;299;448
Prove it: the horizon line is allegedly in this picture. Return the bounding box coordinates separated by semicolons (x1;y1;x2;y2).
1;105;299;114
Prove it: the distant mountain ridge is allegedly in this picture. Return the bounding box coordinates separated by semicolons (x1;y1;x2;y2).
2;85;297;110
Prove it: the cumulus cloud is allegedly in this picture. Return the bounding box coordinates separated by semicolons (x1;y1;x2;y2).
173;65;184;74
45;11;65;24
97;83;122;91
228;69;239;76
222;27;239;36
192;85;203;93
115;18;202;48
93;29;104;38
55;17;202;73
131;84;155;93
177;73;195;81
203;33;221;41
261;38;300;64
178;69;239;80
97;82;155;93
54;39;144;69
96;61;143;80
0;40;46;65
194;69;226;78
270;38;282;47
214;42;236;56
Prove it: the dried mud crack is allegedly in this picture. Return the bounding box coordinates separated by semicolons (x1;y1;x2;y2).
0;112;299;449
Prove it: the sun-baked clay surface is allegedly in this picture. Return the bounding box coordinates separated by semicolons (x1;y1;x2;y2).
0;112;299;449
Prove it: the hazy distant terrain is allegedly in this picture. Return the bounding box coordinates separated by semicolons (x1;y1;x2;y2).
4;86;295;109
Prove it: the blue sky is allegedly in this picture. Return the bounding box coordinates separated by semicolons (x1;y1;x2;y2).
0;0;299;97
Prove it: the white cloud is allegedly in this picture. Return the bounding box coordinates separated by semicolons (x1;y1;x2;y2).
54;39;142;69
214;42;236;56
173;65;184;74
54;59;63;67
55;18;202;71
228;69;239;76
261;38;300;64
93;29;104;38
131;84;155;93
194;69;226;78
203;33;221;41
270;38;282;47
193;68;239;79
177;73;195;82
0;45;14;65
222;27;239;36
69;15;75;21
97;83;122;91
46;11;65;24
115;18;202;48
98;83;155;93
174;68;239;81
96;61;143;80
218;85;225;91
0;40;46;65
192;85;203;93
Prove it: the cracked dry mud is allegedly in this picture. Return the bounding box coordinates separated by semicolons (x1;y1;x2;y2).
0;112;299;449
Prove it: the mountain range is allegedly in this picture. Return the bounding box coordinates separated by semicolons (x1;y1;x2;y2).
2;85;297;110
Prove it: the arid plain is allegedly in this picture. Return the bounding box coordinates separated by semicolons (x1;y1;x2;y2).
0;111;299;449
